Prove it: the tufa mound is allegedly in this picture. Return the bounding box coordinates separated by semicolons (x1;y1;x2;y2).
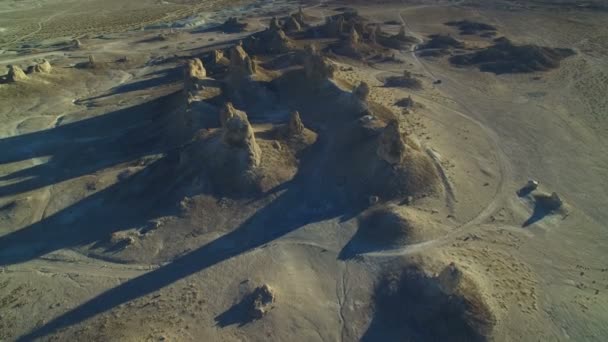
183;102;262;194
284;15;302;32
437;262;463;295
6;65;28;82
333;119;440;202
384;70;422;90
250;284;276;319
357;205;449;247
395;96;415;109
419;34;464;50
29;59;52;74
375;24;418;49
287;110;304;136
449;37;576;74
220;17;248;33
377;120;409;164
303;44;336;84
353;81;370;102
244;18;294;54
183;58;207;96
321;10;367;39
445;20;497;35
370;265;496;341
226;44;257;84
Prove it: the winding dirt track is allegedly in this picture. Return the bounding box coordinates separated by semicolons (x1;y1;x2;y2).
361;8;516;258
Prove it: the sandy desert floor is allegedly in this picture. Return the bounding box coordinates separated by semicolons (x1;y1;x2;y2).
1;0;607;341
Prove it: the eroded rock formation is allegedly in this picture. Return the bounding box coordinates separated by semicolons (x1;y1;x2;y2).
183;58;207;95
354;81;370;102
377;121;408;165
220;102;262;168
250;284;275;319
229;44;256;77
244;19;294;54
32;59;52;73
437;262;463;295
220;17;248;33
7;65;28;82
287;110;304;135
303;45;335;84
284;15;302;32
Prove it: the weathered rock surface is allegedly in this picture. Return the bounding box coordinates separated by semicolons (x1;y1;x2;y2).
353;81;370;102
7;65;28;82
377;121;408;165
244;20;294;54
229;44;256;78
220;17;248;33
287;110;304;135
183;58;206;94
437;262;463;295
220;103;262;168
303;45;335;84
250;284;275;319
31;59;52;73
284;15;302;32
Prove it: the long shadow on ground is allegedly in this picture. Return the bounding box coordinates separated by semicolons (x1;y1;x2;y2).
15;170;351;341
0;92;180;198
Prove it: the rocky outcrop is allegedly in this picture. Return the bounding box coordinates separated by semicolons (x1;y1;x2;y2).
397;24;408;40
226;44;256;87
249;284;275;319
230;44;256;76
284;15;302;32
377;121;408;165
369;25;382;44
303;44;335;84
287;110;304;135
7;65;28;82
220;102;261;168
219;102;240;126
353;81;370;102
269;17;281;31
183;58;206;95
212;49;229;66
349;26;361;45
437;262;463;295
291;7;306;27
186;58;206;79
220;17;248;33
244;20;294;54
324;16;345;37
86;55;97;69
31;59;52;73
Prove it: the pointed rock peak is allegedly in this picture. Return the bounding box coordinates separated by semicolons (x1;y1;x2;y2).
269;17;281;31
349;26;360;44
7;65;28;82
377;120;407;165
185;58;206;80
229;45;256;76
303;43;335;82
288;110;304;135
354;81;370;102
398;24;408;39
437;262;463;295
30;59;52;73
285;15;302;32
212;49;225;64
220;102;238;127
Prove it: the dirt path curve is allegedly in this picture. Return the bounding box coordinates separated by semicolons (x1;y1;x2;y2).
361;7;517;258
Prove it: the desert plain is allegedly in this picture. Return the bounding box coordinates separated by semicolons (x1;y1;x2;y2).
1;0;607;341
